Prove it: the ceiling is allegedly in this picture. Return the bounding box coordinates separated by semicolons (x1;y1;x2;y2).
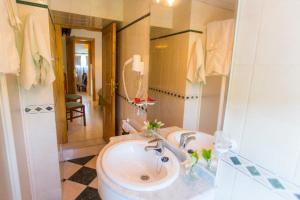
50;10;113;31
152;0;236;10
195;0;236;10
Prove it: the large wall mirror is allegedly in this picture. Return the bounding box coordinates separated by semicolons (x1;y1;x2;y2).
147;0;237;135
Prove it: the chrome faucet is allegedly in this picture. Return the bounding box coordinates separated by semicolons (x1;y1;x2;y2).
179;132;196;149
144;138;164;155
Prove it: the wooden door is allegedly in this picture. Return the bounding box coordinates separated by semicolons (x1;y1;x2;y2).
102;23;117;142
51;25;68;144
66;36;76;94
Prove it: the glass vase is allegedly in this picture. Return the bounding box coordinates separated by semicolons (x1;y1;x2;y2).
144;129;154;137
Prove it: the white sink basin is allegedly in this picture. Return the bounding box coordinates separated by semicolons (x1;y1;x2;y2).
101;140;180;191
167;131;215;152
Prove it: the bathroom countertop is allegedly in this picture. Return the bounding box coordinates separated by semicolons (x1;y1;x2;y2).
97;127;216;200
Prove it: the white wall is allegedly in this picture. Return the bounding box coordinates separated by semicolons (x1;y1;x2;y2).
0;130;13;200
70;29;102;95
16;3;62;200
216;0;300;199
6;75;32;200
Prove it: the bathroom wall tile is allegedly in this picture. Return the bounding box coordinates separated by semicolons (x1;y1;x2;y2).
117;15;150;129
223;65;254;150
201;76;222;97
17;4;62;199
183;98;201;131
239;66;300;180
295;158;300;186
215;160;237;200
231;172;285;200
5;75;32;199
255;0;300;65
198;76;223;134
198;94;221;134
233;0;264;65
150;33;189;95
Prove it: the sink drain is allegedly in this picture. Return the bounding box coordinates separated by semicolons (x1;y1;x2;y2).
140;175;150;181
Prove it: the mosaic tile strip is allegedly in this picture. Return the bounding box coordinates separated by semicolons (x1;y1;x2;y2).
149;87;199;100
116;93;148;112
25;104;54;114
221;151;300;200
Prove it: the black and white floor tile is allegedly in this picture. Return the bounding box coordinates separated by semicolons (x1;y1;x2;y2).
62;155;101;200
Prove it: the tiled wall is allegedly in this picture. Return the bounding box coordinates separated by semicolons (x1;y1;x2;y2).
116;0;151;134
16;3;61;199
5;75;32;199
148;33;190;127
216;0;300;199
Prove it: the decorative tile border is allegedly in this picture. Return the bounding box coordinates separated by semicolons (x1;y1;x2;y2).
117;13;150;33
221;151;300;200
25;104;54;114
150;29;203;41
149;87;199;100
16;0;48;9
116;93;148;112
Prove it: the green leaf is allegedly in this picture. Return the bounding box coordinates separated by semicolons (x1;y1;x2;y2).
191;151;199;162
202;149;212;162
146;120;164;130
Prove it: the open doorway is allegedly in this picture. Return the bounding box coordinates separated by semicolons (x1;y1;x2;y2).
61;29;105;147
74;42;92;96
52;22;116;151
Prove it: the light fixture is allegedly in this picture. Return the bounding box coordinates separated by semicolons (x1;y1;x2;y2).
167;0;174;7
155;0;174;7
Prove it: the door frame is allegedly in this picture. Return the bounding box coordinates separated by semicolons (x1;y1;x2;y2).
51;25;68;144
52;26;99;144
73;37;96;101
102;23;117;142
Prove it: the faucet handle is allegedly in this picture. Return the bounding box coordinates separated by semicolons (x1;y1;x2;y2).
148;138;163;144
181;132;196;137
179;132;196;148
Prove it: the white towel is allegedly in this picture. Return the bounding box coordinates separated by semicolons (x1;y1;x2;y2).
205;19;235;76
20;14;55;90
0;0;21;74
187;38;206;84
5;0;21;29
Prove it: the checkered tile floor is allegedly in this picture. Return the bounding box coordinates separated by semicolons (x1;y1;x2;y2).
62;155;101;200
